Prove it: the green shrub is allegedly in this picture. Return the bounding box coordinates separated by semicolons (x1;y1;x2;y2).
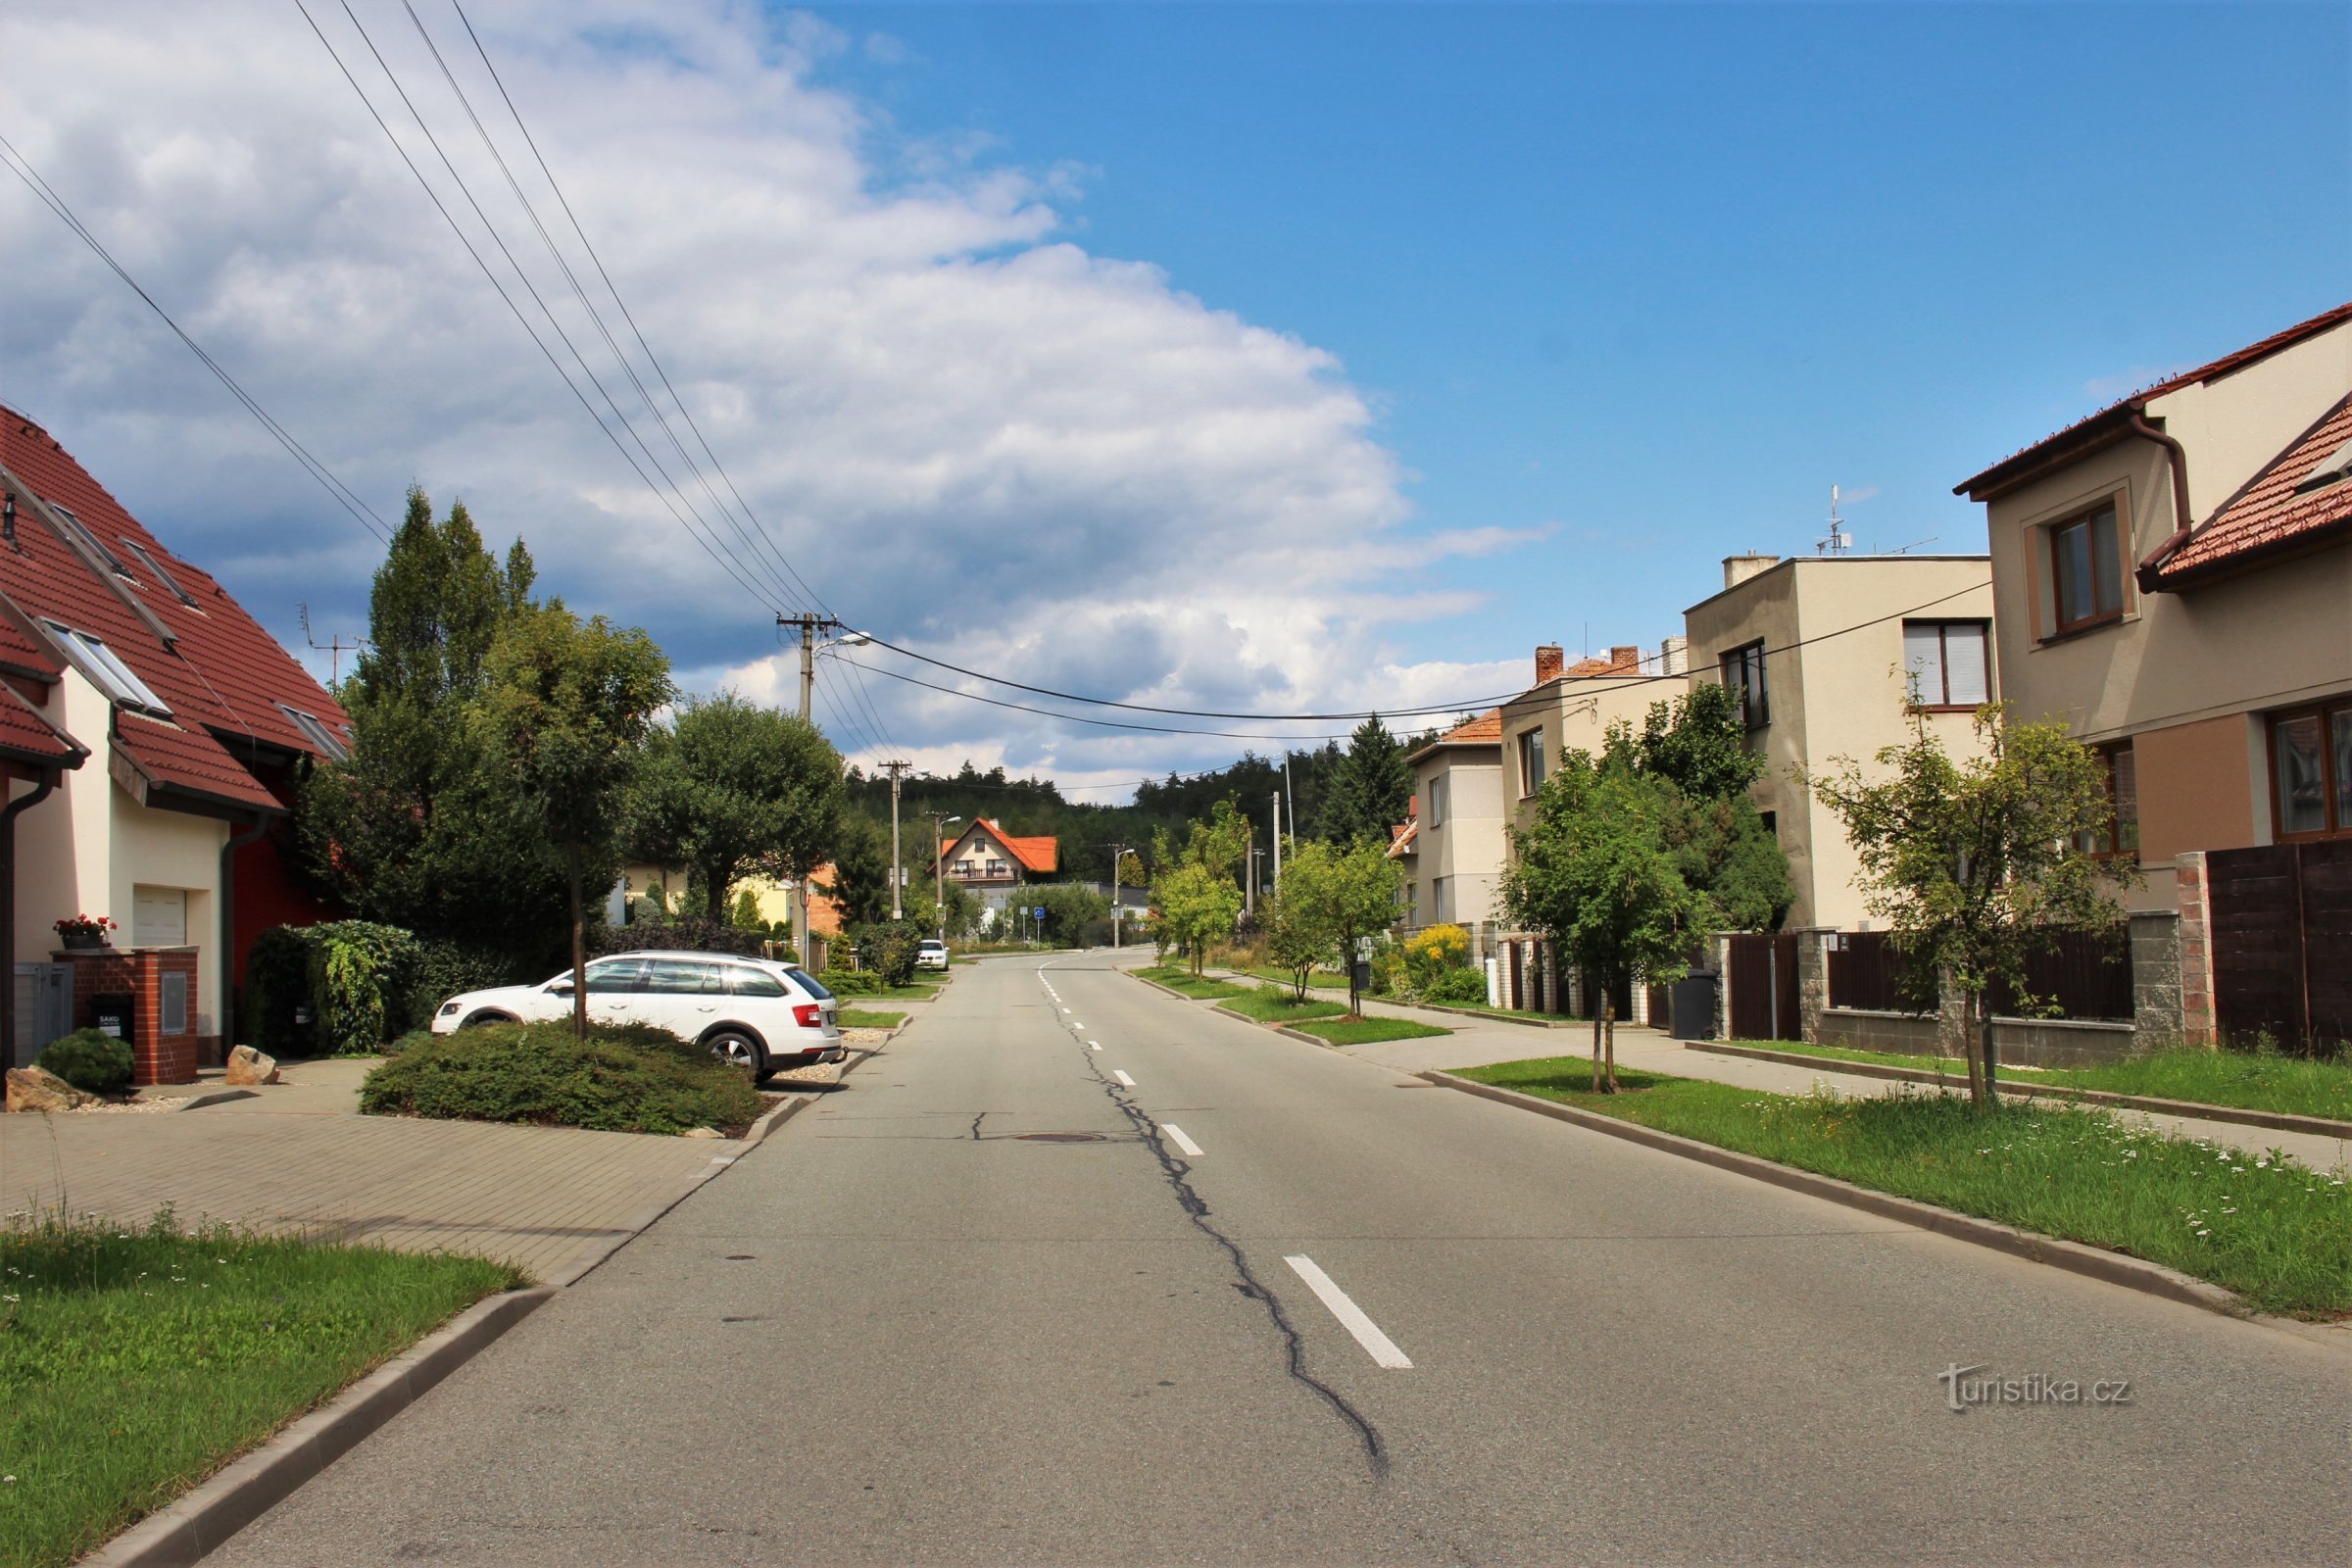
1424;966;1490;1004
817;967;887;997
358;1021;761;1135
243;921;427;1057
35;1029;133;1096
408;937;527;1025
849;919;923;986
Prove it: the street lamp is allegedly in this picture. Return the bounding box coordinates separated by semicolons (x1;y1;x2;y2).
1107;843;1139;949
927;812;961;943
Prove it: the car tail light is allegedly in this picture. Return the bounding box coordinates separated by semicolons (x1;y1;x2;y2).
793;1004;822;1029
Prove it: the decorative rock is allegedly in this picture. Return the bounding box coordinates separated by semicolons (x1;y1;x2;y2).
223;1045;280;1087
6;1065;93;1113
681;1125;724;1139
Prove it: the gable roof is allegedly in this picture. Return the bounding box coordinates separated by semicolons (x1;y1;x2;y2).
942;817;1057;875
1955;302;2352;501
2146;392;2352;590
1406;707;1501;765
0;676;86;770
1386;818;1417;858
0;406;350;813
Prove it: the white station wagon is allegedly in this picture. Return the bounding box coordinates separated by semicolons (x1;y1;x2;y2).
429;951;843;1079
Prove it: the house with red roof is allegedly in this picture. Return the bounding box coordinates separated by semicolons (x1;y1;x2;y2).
1399;708;1505;940
2;407;347;1081
937;817;1057;926
1955;301;2352;916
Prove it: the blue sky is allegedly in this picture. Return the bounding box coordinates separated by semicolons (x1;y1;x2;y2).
811;0;2350;660
3;1;2344;792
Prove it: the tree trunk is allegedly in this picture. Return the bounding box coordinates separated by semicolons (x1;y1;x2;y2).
1592;1011;1603;1093
1602;993;1618;1094
707;871;726;924
1964;992;1990;1111
567;843;587;1040
1981;992;2000;1107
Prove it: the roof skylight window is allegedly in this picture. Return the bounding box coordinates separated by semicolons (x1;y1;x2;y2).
41;619;171;714
2293;438;2352;494
47;505;132;579
278;704;350;761
123;538;199;607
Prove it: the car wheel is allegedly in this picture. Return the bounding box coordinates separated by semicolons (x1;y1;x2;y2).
461;1010;516;1029
707;1029;766;1080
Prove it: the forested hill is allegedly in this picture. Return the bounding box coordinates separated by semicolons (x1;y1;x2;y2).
842;729;1438;882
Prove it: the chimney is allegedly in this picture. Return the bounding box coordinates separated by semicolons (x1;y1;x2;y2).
1659;635;1689;676
1535;645;1565;683
1724;554;1781;590
1608;645;1640;671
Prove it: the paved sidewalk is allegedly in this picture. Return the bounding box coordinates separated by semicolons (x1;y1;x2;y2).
1208;971;2352;1172
2;1069;803;1282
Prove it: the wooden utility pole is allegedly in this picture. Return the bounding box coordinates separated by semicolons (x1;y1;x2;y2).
881;759;910;919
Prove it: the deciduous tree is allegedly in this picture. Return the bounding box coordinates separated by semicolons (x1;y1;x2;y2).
627;692;844;923
1812;706;2130;1109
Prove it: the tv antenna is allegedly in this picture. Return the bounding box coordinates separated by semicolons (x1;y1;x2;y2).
1817;485;1851;556
299;603;367;684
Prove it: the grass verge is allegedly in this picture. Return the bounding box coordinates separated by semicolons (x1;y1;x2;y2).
1135;966;1248;1001
1291;1016;1454;1046
834;1008;906;1030
1720;1040;2352;1123
1453;1056;2350;1317
1220;987;1347;1024
0;1211;522;1568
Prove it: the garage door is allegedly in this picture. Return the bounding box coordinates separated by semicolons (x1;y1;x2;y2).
132;886;187;949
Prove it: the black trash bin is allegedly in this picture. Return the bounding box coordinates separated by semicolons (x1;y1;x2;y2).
88;991;137;1049
1667;972;1718;1041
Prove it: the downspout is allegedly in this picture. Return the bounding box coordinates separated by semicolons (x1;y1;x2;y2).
1;770;62;1069
220;812;273;1053
2130;412;2197;592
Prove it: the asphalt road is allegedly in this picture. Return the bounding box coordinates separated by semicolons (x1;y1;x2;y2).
218;953;2350;1566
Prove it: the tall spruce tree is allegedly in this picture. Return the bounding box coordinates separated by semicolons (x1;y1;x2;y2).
298;489;573;963
1317;715;1412;847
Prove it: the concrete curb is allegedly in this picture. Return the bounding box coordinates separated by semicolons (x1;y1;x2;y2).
1127;972;1237;1003
85;1285;558;1567
1419;1069;2247;1319
1688;1042;2352;1142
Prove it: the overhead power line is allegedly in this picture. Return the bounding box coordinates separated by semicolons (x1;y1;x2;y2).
0;132;390;541
836;655;1356;743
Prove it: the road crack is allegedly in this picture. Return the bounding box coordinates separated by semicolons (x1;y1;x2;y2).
1048;974;1389;1477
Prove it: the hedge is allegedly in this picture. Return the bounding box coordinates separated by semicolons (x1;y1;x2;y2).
358;1021;763;1135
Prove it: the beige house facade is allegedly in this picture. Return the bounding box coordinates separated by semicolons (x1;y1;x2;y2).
1956;302;2352;912
1683;553;1996;930
1400;710;1505;936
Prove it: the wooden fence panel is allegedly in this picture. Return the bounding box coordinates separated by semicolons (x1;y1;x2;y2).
2204;843;2351;1053
1727;932;1799;1041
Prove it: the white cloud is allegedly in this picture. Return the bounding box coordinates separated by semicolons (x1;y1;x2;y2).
0;0;1542;796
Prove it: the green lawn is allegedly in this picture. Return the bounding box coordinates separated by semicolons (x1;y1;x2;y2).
1718;1040;2352;1123
1135;966;1248;1001
1290;1016;1454;1046
1220;987;1348;1024
834;1008;906;1030
1453;1057;2350;1317
1228;963;1351;989
820;978;940;1001
0;1212;522;1568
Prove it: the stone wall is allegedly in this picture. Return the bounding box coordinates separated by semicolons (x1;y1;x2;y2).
1815;1006;2134;1067
2174;851;2217;1048
2130;910;2182;1051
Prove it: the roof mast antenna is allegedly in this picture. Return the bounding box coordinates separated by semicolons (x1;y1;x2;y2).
298;602;367;686
1818;484;1851;556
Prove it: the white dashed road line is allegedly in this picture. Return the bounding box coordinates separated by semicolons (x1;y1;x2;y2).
1111;1069;1136;1088
1283;1255;1413;1369
1088;1042;1102;1052
1159;1123;1203;1157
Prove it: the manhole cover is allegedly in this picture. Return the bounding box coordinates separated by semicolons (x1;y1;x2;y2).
1015;1132;1108;1143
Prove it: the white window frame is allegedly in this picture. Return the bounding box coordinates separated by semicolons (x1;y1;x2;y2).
123;537;199;607
50;505;132;578
278;704;350;761
43;619;171;714
1902;619;1991;709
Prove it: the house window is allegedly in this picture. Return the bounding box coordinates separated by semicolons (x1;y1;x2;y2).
49;505;132;579
278;704;350;761
2269;700;2352;839
2075;742;2139;858
122;538;200;607
1903;620;1991;708
42;620;171;714
1721;640;1769;729
2049;503;2125;635
1427;775;1447;828
1517;728;1545;797
1432;875;1448;922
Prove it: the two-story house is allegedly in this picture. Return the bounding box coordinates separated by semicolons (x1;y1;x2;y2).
2;407;346;1080
1684;551;1997;930
1399;709;1504;942
1955;301;2352;914
939;817;1058;924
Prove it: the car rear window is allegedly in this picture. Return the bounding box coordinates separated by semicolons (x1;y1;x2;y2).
786;968;834;1001
726;967;787;999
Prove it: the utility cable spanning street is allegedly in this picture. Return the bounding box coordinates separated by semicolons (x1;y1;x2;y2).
218;955;2349;1565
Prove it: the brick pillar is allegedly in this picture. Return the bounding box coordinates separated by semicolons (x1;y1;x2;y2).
1793;928;1832;1044
2174;852;2216;1049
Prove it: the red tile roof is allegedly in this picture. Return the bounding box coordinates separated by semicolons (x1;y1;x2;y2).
0;406;349;811
0;677;85;768
2148;393;2352;590
1386;819;1417;858
1956;302;2352;500
0;604;61;680
1406;707;1501;765
943;817;1058;875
